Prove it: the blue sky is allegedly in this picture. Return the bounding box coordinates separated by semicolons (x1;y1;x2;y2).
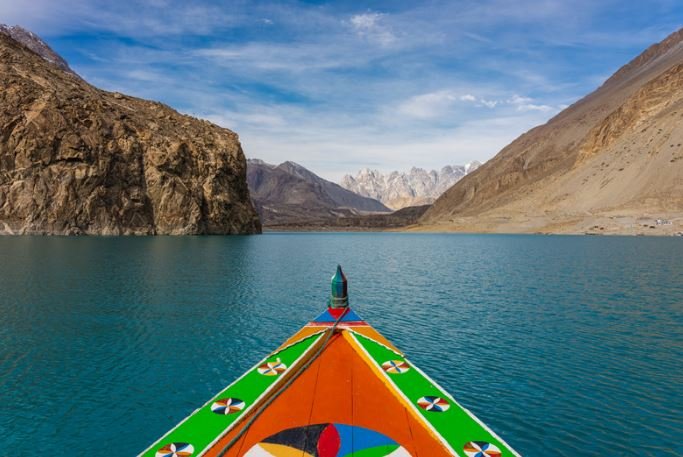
2;0;682;180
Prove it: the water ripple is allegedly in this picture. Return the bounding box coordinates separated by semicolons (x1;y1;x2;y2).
0;234;681;456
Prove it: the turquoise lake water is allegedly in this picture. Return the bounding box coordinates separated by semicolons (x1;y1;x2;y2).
0;233;681;456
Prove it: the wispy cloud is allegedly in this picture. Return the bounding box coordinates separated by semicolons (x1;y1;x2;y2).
349;12;396;47
2;0;681;180
397;91;560;119
516;103;553;112
396;90;461;119
193;42;360;73
0;0;243;36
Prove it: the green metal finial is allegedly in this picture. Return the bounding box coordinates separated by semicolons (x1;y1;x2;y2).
329;265;349;308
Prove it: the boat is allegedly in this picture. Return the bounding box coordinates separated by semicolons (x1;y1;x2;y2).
140;266;520;457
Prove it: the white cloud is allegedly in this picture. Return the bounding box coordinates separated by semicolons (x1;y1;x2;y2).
0;0;246;37
516;103;554;112
397;90;458;119
349;12;396;46
7;0;662;183
125;69;164;82
507;94;554;112
350;12;381;29
205;111;287;130
479;99;499;108
194;44;348;72
193;36;392;75
224;110;554;182
462;95;500;109
508;94;533;105
396;90;557;119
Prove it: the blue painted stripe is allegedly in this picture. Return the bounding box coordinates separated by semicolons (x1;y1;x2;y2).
312;308;363;323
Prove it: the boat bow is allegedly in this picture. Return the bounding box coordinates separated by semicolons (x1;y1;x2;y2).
140;267;520;457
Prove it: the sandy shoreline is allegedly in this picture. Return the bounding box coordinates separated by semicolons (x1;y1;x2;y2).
403;213;683;236
263;212;683;236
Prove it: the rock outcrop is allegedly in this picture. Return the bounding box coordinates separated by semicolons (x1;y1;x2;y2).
419;28;683;235
0;27;260;235
247;159;389;226
340;162;480;210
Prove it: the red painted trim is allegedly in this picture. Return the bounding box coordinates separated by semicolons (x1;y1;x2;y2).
327;307;349;320
306;322;368;327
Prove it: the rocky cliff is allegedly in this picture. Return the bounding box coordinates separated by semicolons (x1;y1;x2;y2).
341;162;480;210
247;159;389;226
420;28;683;235
0;27;260;235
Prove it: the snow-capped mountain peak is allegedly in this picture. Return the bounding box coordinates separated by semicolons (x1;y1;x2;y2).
340;162;481;210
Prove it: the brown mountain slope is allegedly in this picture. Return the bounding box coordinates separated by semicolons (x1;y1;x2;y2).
0;29;260;235
420;28;683;235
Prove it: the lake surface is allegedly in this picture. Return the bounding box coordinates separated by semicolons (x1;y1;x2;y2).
0;233;681;456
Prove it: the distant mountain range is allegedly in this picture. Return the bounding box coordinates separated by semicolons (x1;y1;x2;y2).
8;22;681;235
247;159;390;226
420;28;683;235
340;162;480;210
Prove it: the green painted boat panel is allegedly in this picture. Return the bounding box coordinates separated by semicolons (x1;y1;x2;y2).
139;332;323;457
352;331;519;457
352;444;402;456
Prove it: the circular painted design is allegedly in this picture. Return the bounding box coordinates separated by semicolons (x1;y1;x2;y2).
210;397;245;415
463;441;502;457
257;359;287;376
416;396;450;412
243;423;410;457
155;442;194;457
381;360;410;374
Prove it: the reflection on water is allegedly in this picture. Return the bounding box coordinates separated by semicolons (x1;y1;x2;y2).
0;234;681;456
